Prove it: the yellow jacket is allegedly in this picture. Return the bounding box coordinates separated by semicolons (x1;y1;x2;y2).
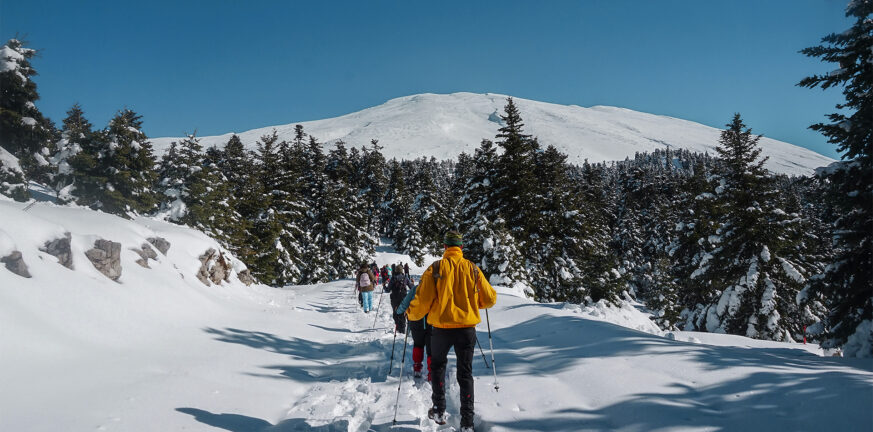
407;247;497;328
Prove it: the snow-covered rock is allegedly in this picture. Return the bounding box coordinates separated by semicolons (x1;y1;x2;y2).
152;92;834;176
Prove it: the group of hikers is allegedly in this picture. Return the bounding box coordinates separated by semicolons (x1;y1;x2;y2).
353;231;497;432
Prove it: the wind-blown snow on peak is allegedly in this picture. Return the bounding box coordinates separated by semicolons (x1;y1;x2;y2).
152;92;833;175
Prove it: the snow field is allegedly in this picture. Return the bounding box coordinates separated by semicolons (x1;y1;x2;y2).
1;201;871;431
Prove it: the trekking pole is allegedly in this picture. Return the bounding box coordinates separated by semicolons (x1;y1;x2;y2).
476;335;491;369
392;326;411;425
388;326;398;375
372;287;385;329
485;308;499;391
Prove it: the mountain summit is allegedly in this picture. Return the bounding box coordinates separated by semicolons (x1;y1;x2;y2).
152;92;832;175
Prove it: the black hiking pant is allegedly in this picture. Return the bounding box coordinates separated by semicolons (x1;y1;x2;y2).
430;326;476;427
389;292;407;333
409;316;432;355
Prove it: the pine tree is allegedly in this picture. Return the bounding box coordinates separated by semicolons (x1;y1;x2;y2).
155;134;242;249
0;146;28;201
798;1;872;356
299;135;332;283
361;139;388;234
212;134;259;266
411;158;451;256
53;104;95;203
321;140;375;280
697;115;810;341
468;214;526;290
245;131;291;285
0;38;56;185
458;139;500;266
384;159;425;263
493;98;539;236
572;161;625;303
666;159;722;330
98;109;158;216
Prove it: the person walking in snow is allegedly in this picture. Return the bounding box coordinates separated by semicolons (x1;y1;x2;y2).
381;265;390;289
356;262;377;313
404;262;410;276
405;230;497;431
396;273;433;381
387;264;414;334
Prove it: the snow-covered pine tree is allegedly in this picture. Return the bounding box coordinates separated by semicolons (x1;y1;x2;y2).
571;160;625;303
695;114;810;341
360;139;388;234
0;146;28;201
319;140;375;281
457;139;500;267
492;98;539;238
410;158;451;256
384;159;425;264
612;163;650;298
664;158;722;330
298;135;332;283
98;109;158;216
798;1;872;356
53;104;95;203
244;131;292;285
0;38;56;185
265;131;309;284
465;213;526;290
155;134;242;250
212;134;260;266
527;145;586;302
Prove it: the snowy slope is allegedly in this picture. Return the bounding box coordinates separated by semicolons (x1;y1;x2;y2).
2;202;871;431
151;93;834;176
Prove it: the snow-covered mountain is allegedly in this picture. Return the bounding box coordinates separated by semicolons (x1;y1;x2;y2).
152;92;834;176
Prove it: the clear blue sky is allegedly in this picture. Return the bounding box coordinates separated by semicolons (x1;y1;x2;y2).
2;0;853;158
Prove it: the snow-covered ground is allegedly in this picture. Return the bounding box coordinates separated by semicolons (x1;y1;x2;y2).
1;201;871;431
151;92;834;176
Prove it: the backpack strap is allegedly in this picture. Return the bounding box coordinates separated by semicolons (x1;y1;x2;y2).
431;259;442;285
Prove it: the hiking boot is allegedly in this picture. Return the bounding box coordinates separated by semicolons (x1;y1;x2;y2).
413;369;422;379
461;417;474;432
427;407;447;425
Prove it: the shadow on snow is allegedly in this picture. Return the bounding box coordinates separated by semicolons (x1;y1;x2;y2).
486;314;873;431
203;327;392;384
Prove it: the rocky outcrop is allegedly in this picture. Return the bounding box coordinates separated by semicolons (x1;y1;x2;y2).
237;269;255;286
132;243;158;268
41;233;73;269
85;239;122;281
1;251;31;278
196;248;232;286
147;237;170;255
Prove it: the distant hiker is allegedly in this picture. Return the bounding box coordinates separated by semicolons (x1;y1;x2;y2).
356;262;377;313
371;262;380;285
404;263;410;276
381;265;390;289
396;274;432;381
405;230;497;431
387;264;415;334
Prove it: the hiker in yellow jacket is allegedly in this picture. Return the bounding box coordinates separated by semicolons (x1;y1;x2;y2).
406;230;497;431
